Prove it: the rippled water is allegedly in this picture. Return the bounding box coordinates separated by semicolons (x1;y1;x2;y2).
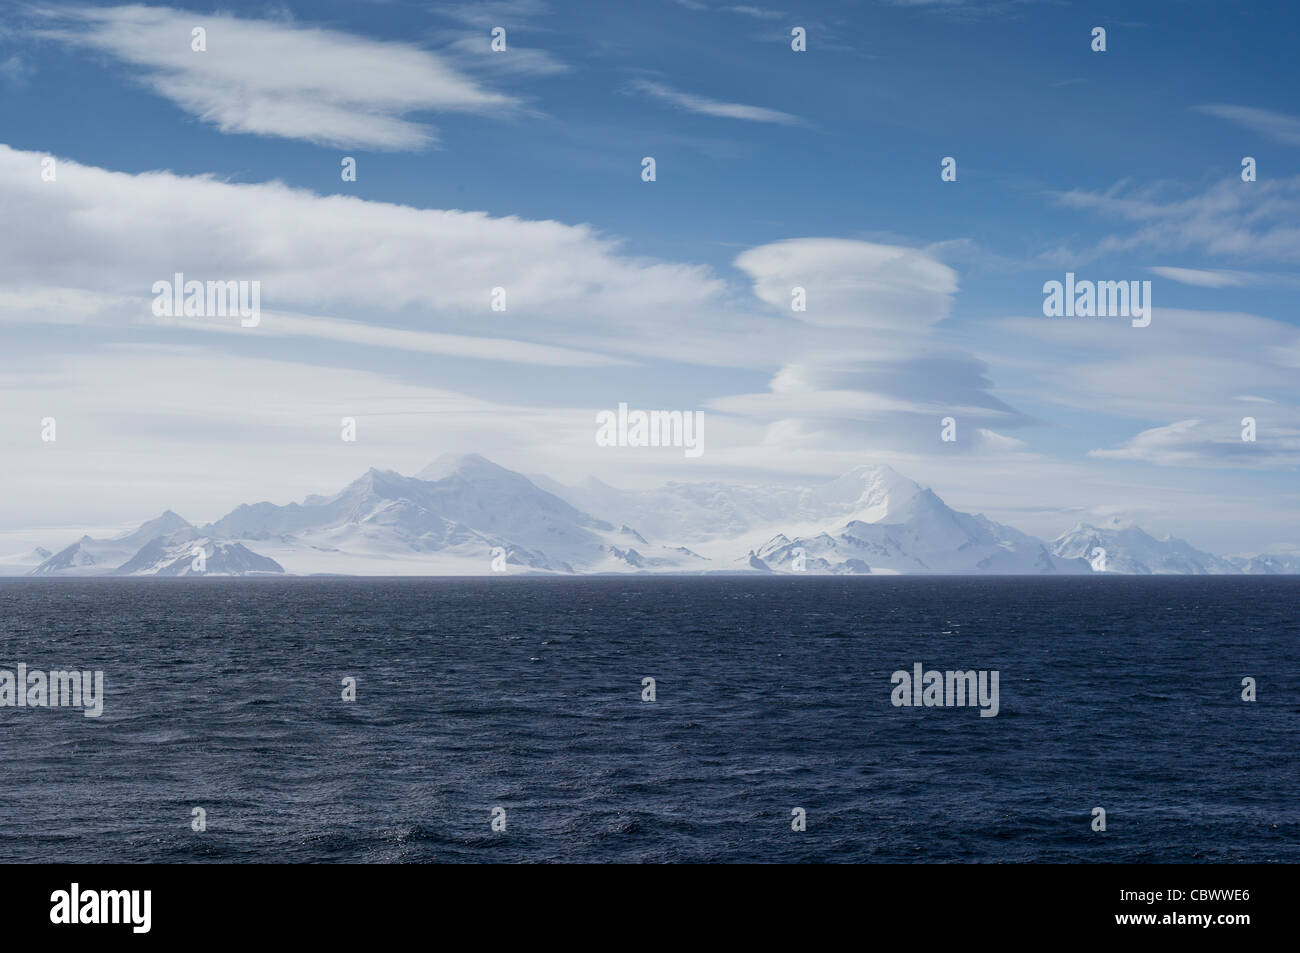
0;576;1295;862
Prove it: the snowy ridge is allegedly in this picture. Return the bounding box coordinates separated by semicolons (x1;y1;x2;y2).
1050;521;1237;575
17;456;1298;576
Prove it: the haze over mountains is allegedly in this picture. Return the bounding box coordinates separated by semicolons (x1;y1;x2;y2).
11;454;1299;577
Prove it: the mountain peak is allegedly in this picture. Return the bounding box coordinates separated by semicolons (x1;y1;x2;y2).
113;509;196;547
414;453;504;482
813;462;925;523
844;462;902;479
332;467;412;503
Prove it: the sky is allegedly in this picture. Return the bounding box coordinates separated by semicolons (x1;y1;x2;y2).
1;0;1298;555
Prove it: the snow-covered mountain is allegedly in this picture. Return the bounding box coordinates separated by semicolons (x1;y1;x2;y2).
1050;521;1238;574
540;463;1084;574
28;513;281;577
0;546;51;575
30;535;138;575
17;456;1297;576
753;492;1082;574
116;536;283;576
531;463;934;545
1226;553;1300;574
116;510;196;550
198;454;701;575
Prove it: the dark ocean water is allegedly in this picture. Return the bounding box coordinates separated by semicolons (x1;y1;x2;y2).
0;576;1296;863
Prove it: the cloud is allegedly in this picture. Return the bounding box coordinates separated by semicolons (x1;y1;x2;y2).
725;6;786;20
998;307;1300;412
973;428;1026;451
0;286;136;324
1147;266;1249;288
1090;418;1300;469
433;1;570;77
1055;177;1300;263
154;309;628;368
1;143;722;328
437;0;554;29
993;305;1300;468
881;0;1043;17
1194;104;1300;146
718;239;1033;455
628;79;802;125
735;239;958;330
707;349;1034;457
34;3;517;150
1;142;755;376
0;140;1043;503
0;53;32;85
443;35;570;77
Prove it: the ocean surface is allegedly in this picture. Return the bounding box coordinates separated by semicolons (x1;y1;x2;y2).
0;576;1296;863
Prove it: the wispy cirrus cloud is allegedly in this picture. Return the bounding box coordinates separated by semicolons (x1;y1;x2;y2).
0;53;32;85
1194;104;1300;146
1147;266;1250;288
725;6;786;20
882;0;1043;17
628;79;802;125
1055;177;1300;263
33;3;518;150
436;0;555;29
433;0;571;77
442;34;570;77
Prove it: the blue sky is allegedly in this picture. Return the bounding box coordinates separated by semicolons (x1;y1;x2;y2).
1;0;1298;554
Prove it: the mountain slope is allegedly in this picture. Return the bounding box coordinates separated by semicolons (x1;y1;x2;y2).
1050;521;1237;574
28;512;278;577
201;454;700;575
753;486;1084;574
543;463;1085;574
1228;553;1300;574
115;536;284;576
